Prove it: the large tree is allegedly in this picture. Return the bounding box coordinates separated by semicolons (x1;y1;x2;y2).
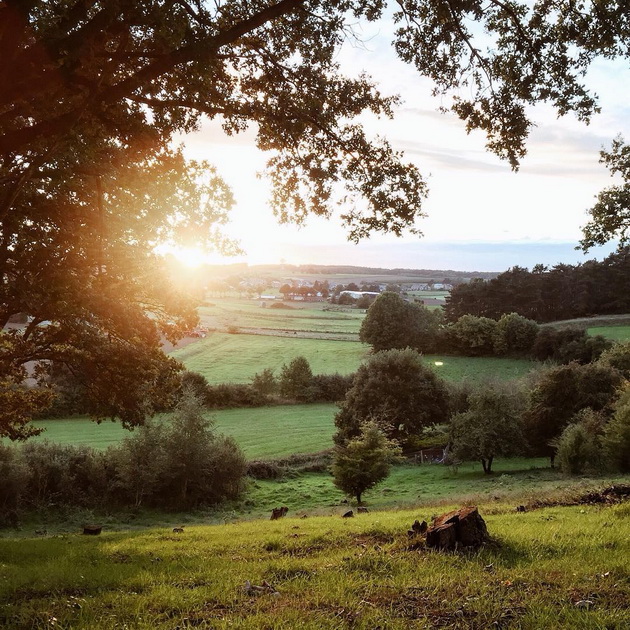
2;1;629;437
334;348;449;448
359;291;440;352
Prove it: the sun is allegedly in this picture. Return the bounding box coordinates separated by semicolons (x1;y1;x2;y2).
173;246;207;268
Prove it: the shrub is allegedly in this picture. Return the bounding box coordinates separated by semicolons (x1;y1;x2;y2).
555;414;603;475
108;420;168;507
603;387;630;473
158;391;247;508
19;442;108;508
494;312;539;356
598;341;630;378
205;383;267;408
446;315;498;356
309;373;355;402
0;445;29;517
247;460;284;480
251;368;278;396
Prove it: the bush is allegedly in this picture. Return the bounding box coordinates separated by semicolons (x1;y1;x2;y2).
309;373;355;402
247;460;284;480
155;392;247;508
524;362;623;464
531;327;611;363
598;341;630;378
205;383;267;408
555;413;603;475
446;315;498;356
603;387;630;473
0;445;29;517
20;441;109;508
494;312;539;356
108;420;168;507
251;368;278;396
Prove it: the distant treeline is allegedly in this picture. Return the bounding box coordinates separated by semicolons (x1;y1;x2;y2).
204;263;499;280
444;247;630;323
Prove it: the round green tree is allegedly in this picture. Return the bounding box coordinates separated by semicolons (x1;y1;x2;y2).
359;292;439;352
334;348;449;449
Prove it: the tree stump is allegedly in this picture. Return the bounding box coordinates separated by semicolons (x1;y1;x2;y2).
83;525;102;536
425;506;488;550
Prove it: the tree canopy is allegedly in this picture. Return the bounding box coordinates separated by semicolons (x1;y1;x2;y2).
2;0;629;437
359;291;440;352
334;348;449;448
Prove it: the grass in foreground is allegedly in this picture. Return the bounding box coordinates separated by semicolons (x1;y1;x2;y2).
1;500;628;629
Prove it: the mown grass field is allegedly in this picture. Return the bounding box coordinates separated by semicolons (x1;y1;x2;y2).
1;500;628;629
588;325;630;342
172;331;536;384
30;404;337;458
199;300;365;334
171;333;369;382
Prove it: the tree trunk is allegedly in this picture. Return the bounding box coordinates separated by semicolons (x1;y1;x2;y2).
486;456;493;474
481;458;488;473
356;491;362;504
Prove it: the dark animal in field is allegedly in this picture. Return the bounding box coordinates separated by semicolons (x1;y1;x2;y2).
342;510;354;518
173;527;185;533
357;506;369;514
270;506;289;520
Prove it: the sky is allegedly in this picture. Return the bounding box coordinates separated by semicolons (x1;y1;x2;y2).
173;12;630;273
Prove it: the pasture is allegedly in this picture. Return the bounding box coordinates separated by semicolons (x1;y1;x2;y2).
1;500;628;629
198;299;365;335
30;404;338;458
172;331;536;384
588;325;630;342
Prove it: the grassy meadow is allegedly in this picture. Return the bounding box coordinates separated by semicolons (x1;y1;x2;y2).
172;331;536;384
1;501;628;629
199;299;365;334
31;404;337;459
588;325;630;342
171;333;369;382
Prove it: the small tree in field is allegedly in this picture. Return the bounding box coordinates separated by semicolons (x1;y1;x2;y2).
332;422;401;504
279;356;313;401
450;384;526;474
251;368;277;397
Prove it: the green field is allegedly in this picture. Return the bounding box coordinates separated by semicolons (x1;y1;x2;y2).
588;325;630;342
247;458;621;515
172;331;536;384
199;300;365;334
1;500;628;629
30;404;338;458
172;333;370;382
